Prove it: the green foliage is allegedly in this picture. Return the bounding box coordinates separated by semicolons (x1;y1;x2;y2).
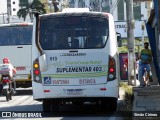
119;82;133;97
118;46;128;53
19;0;28;6
17;0;46;21
121;83;133;120
17;8;28;21
118;38;149;53
118;39;128;53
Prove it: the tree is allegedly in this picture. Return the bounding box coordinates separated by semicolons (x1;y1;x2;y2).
17;0;46;22
52;0;59;12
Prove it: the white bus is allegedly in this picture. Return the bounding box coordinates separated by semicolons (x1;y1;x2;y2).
32;8;120;112
0;23;33;88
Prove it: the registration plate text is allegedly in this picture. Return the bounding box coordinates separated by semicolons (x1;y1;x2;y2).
66;89;83;95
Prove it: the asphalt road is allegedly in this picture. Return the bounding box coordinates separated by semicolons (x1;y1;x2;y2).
0;88;123;120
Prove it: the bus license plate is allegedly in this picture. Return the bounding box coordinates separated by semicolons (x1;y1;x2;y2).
67;89;83;95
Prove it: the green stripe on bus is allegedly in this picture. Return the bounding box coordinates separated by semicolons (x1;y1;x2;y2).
41;72;107;78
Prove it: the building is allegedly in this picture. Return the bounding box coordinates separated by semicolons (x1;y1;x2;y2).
42;0;151;21
10;0;19;16
0;0;7;14
61;0;150;38
62;0;151;21
0;0;152;24
0;0;31;24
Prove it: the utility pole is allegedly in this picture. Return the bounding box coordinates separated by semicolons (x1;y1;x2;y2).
141;15;145;48
98;0;102;12
2;13;5;24
7;7;11;23
126;0;136;85
0;13;7;24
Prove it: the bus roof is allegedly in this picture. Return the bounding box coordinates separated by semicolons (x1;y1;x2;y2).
0;22;33;27
40;12;110;19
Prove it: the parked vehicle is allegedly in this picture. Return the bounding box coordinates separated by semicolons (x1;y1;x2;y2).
0;23;33;88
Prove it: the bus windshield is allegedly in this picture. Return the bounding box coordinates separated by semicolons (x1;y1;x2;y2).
39;16;109;50
0;26;32;46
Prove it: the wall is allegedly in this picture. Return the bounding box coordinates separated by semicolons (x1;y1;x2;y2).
115;20;148;38
0;0;7;13
11;0;19;16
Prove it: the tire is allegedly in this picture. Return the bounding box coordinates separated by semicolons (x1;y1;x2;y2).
9;92;12;100
109;98;117;112
43;100;59;112
51;100;59;112
11;88;15;95
101;98;117;112
0;84;3;94
4;89;10;101
101;100;109;111
43;100;51;112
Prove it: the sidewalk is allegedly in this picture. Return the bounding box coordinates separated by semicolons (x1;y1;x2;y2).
132;85;160;120
131;62;160;119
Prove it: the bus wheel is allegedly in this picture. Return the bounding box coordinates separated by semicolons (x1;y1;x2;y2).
101;98;117;112
51;100;59;112
101;100;109;111
43;100;51;112
109;98;117;111
9;92;12;100
4;90;10;101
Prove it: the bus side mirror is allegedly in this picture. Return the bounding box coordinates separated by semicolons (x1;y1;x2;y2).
39;54;48;72
116;32;122;47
